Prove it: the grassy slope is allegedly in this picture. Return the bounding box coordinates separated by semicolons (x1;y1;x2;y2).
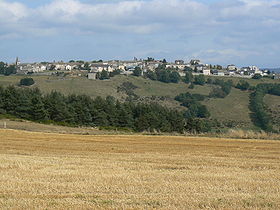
0;75;279;127
202;88;254;128
1;129;280;209
264;94;280;131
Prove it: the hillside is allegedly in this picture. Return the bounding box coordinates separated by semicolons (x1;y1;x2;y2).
265;94;280;131
0;74;279;129
1;129;280;209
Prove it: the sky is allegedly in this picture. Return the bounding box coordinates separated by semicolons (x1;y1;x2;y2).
0;0;280;67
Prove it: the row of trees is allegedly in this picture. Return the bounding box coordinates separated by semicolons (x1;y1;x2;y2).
0;86;214;133
97;69;122;80
249;83;280;132
0;62;16;76
142;66;207;85
144;66;181;83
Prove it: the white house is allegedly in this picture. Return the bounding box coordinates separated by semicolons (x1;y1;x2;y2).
202;69;211;75
227;64;237;71
55;64;66;71
218;71;225;76
88;72;97;80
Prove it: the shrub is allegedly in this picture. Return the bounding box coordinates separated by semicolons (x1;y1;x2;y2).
252;74;262;79
194;75;205;85
236;80;250;90
20;78;35;86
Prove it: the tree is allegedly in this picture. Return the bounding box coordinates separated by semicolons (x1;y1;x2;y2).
236;80;250;90
0;63;16;75
0;62;6;74
252;74;262;79
183;71;193;84
44;91;73;123
194;75;205;85
4;65;16;76
146;57;154;62
109;69;121;77
157;70;170;83
0;86;4;111
99;70;109;80
20;78;35;86
132;67;142;76
196;105;210;118
169;71;180;83
145;70;157;80
209;87;227;98
184;66;193;72
30;94;48;121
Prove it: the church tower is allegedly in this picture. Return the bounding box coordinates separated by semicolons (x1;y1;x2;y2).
15;57;20;66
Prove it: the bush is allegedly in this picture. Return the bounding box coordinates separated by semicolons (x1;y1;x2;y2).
98;70;109;80
252;74;262;79
193;75;205;85
183;72;193;84
236;80;250;90
20;78;35;86
132;67;142;77
209;87;227;98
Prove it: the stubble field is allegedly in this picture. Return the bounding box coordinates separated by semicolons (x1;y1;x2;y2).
0;129;280;209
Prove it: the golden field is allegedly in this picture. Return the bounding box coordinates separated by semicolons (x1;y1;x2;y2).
0;129;280;209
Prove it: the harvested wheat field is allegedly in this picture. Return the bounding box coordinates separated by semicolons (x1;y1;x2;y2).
0;129;280;209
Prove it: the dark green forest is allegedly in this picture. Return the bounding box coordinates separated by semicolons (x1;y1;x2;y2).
0;86;215;133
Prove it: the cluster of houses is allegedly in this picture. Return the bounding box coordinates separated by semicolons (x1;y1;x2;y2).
13;57;279;80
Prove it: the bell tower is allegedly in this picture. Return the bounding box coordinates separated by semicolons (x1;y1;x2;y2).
15;57;20;66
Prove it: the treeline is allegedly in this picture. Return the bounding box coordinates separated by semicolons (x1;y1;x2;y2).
0;86;214;133
97;69;122;80
0;62;16;76
143;65;207;85
249;83;280;132
144;65;181;83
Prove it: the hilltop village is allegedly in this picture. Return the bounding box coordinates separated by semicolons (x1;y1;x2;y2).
2;58;279;80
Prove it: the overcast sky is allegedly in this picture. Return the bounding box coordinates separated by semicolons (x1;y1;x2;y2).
0;0;280;67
